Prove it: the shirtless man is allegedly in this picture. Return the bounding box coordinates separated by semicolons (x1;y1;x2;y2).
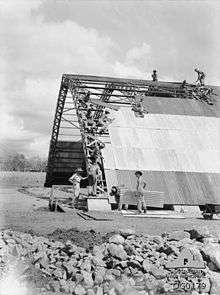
132;95;145;115
97;110;114;133
68;168;87;206
194;68;205;86
135;171;147;213
87;158;102;196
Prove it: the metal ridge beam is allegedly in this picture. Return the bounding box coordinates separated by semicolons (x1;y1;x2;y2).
63;74;182;88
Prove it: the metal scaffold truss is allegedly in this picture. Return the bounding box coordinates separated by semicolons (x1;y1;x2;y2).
45;74;216;189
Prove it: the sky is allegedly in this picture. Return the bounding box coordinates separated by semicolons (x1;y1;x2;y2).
0;0;220;158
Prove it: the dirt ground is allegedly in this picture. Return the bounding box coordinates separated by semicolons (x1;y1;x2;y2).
1;187;220;242
0;171;46;187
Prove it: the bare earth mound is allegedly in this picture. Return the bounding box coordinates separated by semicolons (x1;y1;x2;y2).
47;228;114;250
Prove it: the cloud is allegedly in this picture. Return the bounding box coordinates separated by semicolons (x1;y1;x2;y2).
113;61;147;79
0;108;48;157
126;43;151;62
0;112;26;142
1;1;151;157
0;0;41;18
113;42;152;79
7;1;220;158
0;111;33;154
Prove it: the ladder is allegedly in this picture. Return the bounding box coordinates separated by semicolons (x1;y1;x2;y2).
69;82;115;195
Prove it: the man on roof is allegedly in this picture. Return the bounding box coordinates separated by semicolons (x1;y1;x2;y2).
194;68;205;86
152;70;158;82
132;95;144;113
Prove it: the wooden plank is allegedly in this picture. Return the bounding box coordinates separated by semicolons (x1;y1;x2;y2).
77;212;88;220
122;212;185;219
80;211;114;221
87;198;111;211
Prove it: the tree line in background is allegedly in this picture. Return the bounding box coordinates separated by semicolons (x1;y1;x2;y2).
0;153;47;172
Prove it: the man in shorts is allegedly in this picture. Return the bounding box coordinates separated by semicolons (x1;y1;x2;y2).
69;168;87;206
88;158;102;196
135;171;147;213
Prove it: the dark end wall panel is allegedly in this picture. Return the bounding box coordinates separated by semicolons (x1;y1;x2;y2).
45;141;85;187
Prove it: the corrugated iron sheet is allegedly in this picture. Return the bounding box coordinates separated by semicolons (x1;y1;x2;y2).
141;85;220;117
104;169;118;193
120;190;164;208
111;109;219;131
104;111;220;173
111;170;220;205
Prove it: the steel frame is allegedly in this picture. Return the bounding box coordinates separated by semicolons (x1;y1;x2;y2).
45;74;215;188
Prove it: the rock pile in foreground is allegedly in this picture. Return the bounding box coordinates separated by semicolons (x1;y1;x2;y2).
0;227;220;295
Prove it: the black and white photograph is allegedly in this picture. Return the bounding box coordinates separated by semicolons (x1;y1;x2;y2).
0;0;220;294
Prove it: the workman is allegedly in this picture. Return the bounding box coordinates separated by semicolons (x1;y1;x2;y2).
152;70;158;82
194;68;205;86
97;110;114;133
135;171;147;213
85;109;95;132
110;186;121;209
180;80;187;89
87;158;102;196
68;168;87;206
132;95;144;114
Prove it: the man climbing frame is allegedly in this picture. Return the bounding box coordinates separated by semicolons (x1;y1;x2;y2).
89;141;105;164
131;94;147;117
97;110;115;134
87;158;102;196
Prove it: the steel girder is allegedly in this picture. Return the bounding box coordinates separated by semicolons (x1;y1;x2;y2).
45;74;215;187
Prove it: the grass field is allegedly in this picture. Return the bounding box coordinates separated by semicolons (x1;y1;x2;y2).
0;171;46;187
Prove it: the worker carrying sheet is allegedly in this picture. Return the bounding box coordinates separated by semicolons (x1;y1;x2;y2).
135;171;147;213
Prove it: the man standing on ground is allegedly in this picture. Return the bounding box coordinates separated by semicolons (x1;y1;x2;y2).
135;171;147;213
69;168;87;206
